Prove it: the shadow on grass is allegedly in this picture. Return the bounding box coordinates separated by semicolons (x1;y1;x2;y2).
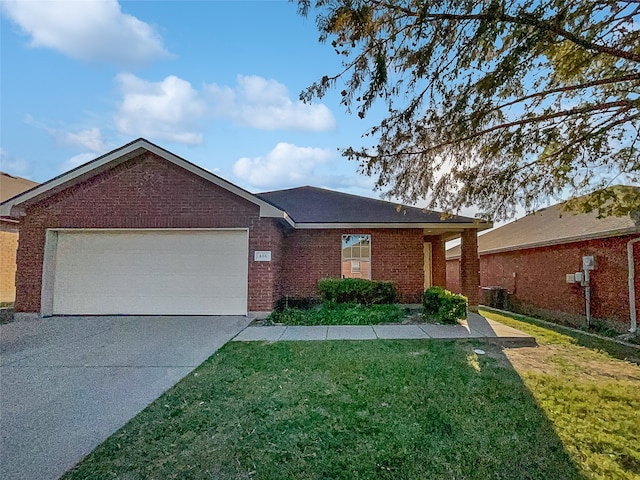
62;340;585;480
480;306;640;364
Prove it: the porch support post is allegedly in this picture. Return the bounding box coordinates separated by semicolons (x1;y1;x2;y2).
431;237;447;288
460;228;480;311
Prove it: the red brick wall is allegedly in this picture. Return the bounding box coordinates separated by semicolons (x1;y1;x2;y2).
280;228;426;303
448;234;640;330
446;259;461;293
460;229;480;307
424;235;447;288
249;219;286;311
14;152;282;312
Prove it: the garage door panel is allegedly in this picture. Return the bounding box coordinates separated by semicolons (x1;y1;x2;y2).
55;273;247;296
51;230;248;315
58;294;247;316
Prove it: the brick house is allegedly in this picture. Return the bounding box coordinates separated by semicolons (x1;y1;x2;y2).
0;172;38;303
0;139;491;318
446;200;640;332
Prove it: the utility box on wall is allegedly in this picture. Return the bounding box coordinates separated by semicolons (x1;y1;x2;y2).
582;255;595;271
565;272;584;283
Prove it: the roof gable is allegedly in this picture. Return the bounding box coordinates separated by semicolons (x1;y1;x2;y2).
0;138;286;220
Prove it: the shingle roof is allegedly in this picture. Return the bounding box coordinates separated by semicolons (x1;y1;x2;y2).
446;198;639;258
257;186;486;226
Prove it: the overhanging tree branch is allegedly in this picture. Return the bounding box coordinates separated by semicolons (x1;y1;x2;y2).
485;73;640;114
366;1;640;63
299;0;640;219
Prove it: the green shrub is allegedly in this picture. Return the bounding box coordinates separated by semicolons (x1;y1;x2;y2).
438;293;467;323
423;286;446;316
423;287;467;324
269;303;405;325
318;278;398;306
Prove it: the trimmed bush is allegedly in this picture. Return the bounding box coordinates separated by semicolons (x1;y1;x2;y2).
318;278;398;306
423;286;446;316
269;303;405;326
423;286;467;324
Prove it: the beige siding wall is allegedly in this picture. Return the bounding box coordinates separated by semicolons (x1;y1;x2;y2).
0;227;18;303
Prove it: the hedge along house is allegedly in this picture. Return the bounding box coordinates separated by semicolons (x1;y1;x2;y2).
0;139;491;318
446;198;640;333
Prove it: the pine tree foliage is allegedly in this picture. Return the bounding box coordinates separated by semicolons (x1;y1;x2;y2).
298;0;640;220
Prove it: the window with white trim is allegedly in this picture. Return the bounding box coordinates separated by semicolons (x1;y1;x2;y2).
341;234;371;279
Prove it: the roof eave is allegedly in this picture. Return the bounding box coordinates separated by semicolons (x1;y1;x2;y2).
292;221;492;230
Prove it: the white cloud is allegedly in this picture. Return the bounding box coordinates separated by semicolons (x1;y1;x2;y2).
61;152;97;171
206;75;336;131
114;73;208;144
56;128;106;152
23;116;107;153
112;73;336;145
1;0;171;67
233;143;334;189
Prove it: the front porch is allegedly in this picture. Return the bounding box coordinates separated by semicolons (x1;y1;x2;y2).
423;227;483;310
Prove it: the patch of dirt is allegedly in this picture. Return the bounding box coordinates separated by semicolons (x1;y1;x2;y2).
400;311;457;326
401;312;427;324
503;344;640;382
475;343;525;371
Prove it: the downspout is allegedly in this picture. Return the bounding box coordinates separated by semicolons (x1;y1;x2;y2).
584;267;591;328
628;237;640;334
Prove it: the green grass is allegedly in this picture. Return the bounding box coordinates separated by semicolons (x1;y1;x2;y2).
62;310;640;480
65;340;583;480
481;308;640;479
480;306;640;363
268;302;407;325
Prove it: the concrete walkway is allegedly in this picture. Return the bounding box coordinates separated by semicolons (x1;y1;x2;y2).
233;312;535;346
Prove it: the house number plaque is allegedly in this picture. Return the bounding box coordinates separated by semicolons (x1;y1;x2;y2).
254;251;272;262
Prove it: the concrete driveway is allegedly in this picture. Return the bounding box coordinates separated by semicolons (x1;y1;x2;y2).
0;315;250;480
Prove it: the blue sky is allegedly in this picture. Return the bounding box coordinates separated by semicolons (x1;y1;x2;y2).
1;0;395;200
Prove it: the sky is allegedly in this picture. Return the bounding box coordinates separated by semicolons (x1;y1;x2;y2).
0;0;402;203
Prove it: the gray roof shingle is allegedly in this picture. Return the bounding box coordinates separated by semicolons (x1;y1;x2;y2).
257;186;484;225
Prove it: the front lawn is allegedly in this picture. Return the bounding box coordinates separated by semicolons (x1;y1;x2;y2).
62;311;640;480
480;308;640;478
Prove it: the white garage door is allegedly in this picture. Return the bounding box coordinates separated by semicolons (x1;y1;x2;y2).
51;230;248;315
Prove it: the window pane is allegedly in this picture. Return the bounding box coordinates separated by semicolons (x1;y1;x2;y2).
341;234;371;279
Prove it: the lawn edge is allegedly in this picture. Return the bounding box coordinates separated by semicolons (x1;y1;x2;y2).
480;306;640;350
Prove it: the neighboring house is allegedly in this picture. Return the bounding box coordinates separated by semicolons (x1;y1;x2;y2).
446;199;640;332
0;138;491;317
0;172;38;303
